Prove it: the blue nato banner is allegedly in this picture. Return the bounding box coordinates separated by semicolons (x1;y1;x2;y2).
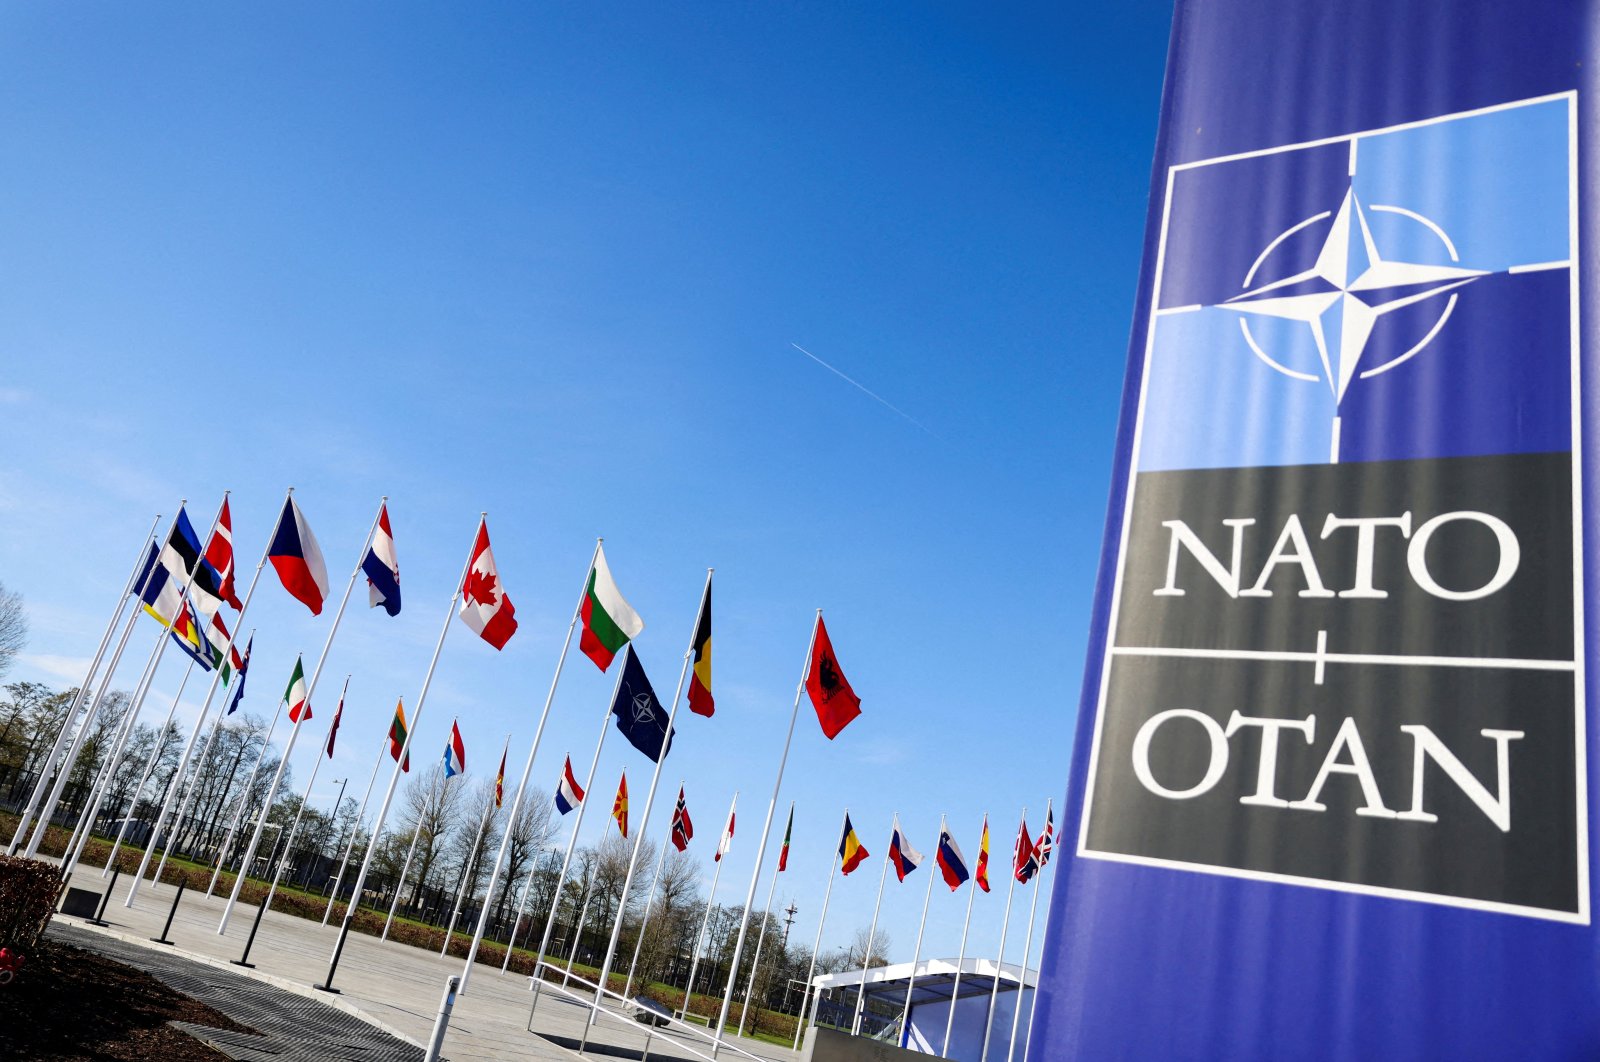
1032;3;1600;1059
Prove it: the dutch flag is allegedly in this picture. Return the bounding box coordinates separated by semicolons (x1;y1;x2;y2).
554;755;585;815
363;503;402;616
444;720;467;778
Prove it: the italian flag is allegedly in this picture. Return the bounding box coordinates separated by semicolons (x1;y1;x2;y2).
579;545;645;671
285;656;311;723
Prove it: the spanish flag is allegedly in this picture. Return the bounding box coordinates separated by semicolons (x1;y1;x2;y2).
612;770;629;839
687;577;714;717
839;813;870;876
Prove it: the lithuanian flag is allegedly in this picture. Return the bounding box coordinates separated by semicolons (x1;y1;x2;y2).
388;698;411;772
839;813;870;875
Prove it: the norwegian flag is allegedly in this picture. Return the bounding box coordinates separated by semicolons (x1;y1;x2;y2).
458;519;517;649
670;786;694;852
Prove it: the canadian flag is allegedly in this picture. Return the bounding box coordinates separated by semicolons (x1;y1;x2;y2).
458;519;518;649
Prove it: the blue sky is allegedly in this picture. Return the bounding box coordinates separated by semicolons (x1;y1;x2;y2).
1;3;1172;971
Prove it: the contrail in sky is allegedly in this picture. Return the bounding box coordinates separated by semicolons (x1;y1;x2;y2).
789;343;938;437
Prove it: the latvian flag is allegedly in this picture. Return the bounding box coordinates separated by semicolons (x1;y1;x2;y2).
670;787;693;852
459;519;517;649
363;503;402;616
554;756;585;815
888;816;924;882
579;544;644;671
936;821;971;891
268;496;330;616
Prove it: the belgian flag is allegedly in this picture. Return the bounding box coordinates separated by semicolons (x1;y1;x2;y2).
687;577;714;716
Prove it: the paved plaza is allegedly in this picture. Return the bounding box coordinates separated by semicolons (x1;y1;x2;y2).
48;861;802;1062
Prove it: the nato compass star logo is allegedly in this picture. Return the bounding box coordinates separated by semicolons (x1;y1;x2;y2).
1137;95;1575;473
630;689;657;724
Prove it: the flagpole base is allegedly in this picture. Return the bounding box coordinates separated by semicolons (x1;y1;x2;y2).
312;983;341;994
230;960;256;969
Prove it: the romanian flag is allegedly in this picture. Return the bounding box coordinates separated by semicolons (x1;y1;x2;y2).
888;816;924;882
687;578;713;716
839;813;870;876
975;816;991;892
612;771;629;839
777;803;794;872
580;545;644;671
936;821;971;891
389;699;411;772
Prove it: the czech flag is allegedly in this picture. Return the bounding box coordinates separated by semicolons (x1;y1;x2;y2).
936;822;970;891
554;756;585;815
839;813;870;876
363;503;402;616
268;496;329;616
888;816;924;882
444;721;467;778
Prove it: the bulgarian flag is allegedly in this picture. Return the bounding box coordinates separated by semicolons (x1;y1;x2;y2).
285;656;311;723
580;544;644;671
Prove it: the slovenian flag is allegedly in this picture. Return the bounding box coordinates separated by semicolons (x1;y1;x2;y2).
363;503;401;616
839;813;869;876
888;816;924;882
936;821;970;891
579;544;644;671
444;720;467;778
268;496;330;616
554;755;585;815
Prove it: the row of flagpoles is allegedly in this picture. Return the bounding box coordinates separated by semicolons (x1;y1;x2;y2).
11;491;1055;1058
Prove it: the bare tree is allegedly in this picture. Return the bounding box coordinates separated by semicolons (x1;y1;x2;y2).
0;584;26;680
397;764;468;907
844;925;892;969
495;784;557;918
633;847;704;988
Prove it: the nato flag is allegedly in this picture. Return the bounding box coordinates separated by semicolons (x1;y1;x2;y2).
609;645;673;762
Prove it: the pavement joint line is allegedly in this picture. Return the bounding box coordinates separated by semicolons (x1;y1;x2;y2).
63;916;428;1050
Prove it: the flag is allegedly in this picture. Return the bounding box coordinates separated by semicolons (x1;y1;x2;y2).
137;539;188;629
715;801;736;862
267;496;330;616
579;544;644;671
806;616;862;739
839;813;869;875
157;507;206;586
363;503;402;616
609;646;673;763
225;635;253;715
458;519;517;649
936;822;971;891
612;771;629;839
687;578;713;716
1036;802;1055;870
444;721;467;778
670;787;693;852
325;687;346;757
285;656;311;723
1014;817;1040;884
778;805;793;872
203;609;244;679
203;496;243;610
389;699;411;772
166;594;212;670
975;816;991;893
889;816;924;882
554;756;584;815
495;745;506;808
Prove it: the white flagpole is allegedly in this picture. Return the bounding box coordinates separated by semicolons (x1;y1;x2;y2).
209;495;381;921
1019;849;1056;1062
381;766;443;942
456;538;604;993
442;737;506;954
849;814;895;1036
898;817;940;1044
1006;831;1049;1062
207;695;287;897
323;733;387;926
735;799;792;1039
253;674;351;920
150;653;265;885
7;513;162;855
500;861;540;972
125;491;282;904
792;808;848;1054
979;809;1025;1062
941;812;984;1059
710;611;821;1050
589;569;709;1019
68;653;197;875
560;812;617;985
26;500;220;860
618;777;685;996
526;656;631;1002
315;518;481;991
679;793;737;1017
